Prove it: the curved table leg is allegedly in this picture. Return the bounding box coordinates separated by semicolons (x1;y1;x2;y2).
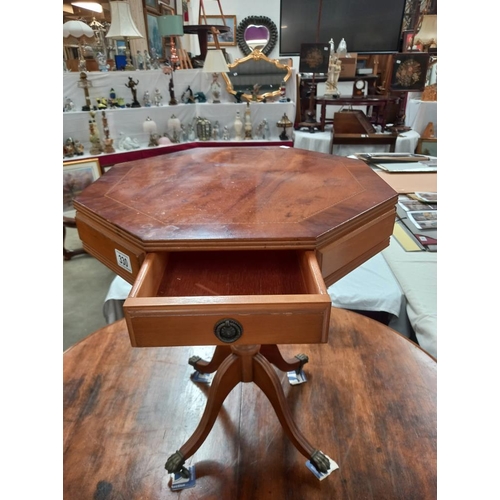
260;345;308;373
166;345;329;479
189;346;232;373
165;351;241;477
253;352;329;473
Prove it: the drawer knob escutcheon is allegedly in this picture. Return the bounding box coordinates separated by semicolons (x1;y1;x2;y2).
214;319;243;343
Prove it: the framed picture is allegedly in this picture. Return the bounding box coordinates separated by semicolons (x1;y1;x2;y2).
416;138;437;157
206;15;237;46
401;30;414;52
159;0;175;14
389;53;430;92
144;0;160;14
299;43;330;74
159;2;174;15
63;159;102;215
146;12;164;60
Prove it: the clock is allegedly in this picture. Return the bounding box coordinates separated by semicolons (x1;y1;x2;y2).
353;78;366;97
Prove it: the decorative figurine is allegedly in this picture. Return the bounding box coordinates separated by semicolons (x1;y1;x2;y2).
136;50;144;70
244;103;253;139
169;76;177;105
182;86;195;104
144;50;152;70
64;97;75;112
233;91;244;103
256;119;271;140
251;83;261;102
96;52;110;72
210;73;222;103
101;111;115;153
193;92;207;103
153;88;163;106
180;124;188;142
324;38;342;98
167;115;182;143
96;97;108;109
125;77;141;108
74;139;85;155
64;137;75;158
118;132;140;150
222;126;230;140
150;48;161;69
279;80;287;102
196;117;212;141
143;90;152;107
89;115;104;155
234;111;243;140
187;123;196;142
212;120;220;140
109;88;118;108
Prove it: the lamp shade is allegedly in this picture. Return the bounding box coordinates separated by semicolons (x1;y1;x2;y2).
63;20;95;44
158;15;184;37
414;15;437;46
71;2;103;13
203;49;229;73
106;1;144;40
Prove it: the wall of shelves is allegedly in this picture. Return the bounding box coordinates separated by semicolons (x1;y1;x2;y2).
63;69;297;163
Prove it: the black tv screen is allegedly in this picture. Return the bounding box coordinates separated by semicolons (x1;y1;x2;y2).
279;0;406;55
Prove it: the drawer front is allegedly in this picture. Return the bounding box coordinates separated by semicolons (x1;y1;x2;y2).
318;209;396;287
124;250;331;347
76;212;145;285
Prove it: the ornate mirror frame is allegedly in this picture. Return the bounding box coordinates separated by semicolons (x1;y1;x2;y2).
236;16;278;57
222;49;292;103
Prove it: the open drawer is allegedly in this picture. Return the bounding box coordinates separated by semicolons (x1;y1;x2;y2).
124;250;331;347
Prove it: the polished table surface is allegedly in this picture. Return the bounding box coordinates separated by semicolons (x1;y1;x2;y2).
63;309;437;499
73;147;399;480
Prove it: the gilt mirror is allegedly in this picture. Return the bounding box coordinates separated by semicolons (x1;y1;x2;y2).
236;16;278;56
222;49;292;102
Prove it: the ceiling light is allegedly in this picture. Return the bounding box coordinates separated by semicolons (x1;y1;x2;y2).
71;2;103;13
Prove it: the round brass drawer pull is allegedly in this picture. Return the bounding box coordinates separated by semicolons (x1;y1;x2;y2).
214;319;243;343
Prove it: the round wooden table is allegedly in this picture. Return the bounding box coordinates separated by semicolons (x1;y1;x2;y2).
63;308;436;499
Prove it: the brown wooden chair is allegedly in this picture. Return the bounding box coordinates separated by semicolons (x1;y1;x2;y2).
63;216;86;260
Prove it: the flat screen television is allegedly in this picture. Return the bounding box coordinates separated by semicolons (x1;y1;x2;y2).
279;0;406;55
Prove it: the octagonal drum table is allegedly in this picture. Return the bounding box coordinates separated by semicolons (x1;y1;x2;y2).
74;146;398;479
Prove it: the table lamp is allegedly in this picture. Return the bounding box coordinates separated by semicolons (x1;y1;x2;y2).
277;113;293;141
143;117;158;147
63;20;95;73
158;14;184;69
413;14;437;51
105;0;144;71
202;27;229;103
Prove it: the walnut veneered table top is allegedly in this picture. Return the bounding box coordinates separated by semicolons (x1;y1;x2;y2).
74;147;397;251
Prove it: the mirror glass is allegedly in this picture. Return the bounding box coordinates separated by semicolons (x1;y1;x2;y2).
222;50;292;102
244;25;270;51
236;16;278;56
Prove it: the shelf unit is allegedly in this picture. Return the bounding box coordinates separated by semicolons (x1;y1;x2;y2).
63;69;297;164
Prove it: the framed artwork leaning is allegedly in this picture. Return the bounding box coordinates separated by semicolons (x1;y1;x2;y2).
206;15;237;46
63;158;102;216
416;138;437;157
389;53;430;92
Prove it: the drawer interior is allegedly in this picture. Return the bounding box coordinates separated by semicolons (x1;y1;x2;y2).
133;250;324;299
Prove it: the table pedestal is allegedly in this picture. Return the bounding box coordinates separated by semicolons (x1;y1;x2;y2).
165;344;329;477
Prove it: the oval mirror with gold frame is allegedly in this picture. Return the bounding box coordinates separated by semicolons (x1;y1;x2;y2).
236;16;278;57
222;49;292;103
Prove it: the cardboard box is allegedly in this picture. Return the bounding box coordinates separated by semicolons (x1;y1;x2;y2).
339;53;357;78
